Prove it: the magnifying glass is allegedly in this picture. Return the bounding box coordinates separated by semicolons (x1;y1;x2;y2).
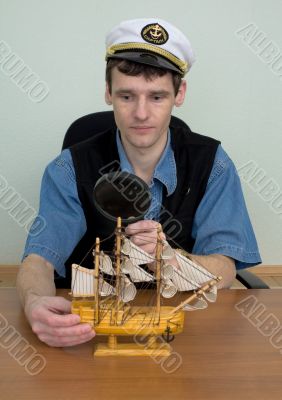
93;171;151;224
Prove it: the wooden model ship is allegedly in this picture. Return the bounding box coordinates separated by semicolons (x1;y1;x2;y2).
71;217;222;357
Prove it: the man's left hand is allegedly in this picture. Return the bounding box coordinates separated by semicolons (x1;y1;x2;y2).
125;220;165;256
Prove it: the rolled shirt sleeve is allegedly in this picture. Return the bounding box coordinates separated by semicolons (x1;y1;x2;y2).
192;145;262;269
22;149;87;276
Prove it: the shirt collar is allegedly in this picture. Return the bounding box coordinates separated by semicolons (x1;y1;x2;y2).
116;129;177;196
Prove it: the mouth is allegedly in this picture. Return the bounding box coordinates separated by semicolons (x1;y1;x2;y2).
131;126;154;131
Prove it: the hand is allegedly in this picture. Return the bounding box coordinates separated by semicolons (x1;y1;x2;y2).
125;220;166;256
25;295;96;347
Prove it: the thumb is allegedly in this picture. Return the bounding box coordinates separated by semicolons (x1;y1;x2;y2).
46;296;72;314
46;297;81;324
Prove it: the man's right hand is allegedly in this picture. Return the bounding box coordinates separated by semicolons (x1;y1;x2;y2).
25;294;96;347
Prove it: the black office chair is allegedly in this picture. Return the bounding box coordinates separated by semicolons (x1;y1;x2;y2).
62;111;268;289
62;111;189;150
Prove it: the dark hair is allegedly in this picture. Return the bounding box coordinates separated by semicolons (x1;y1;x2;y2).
105;58;182;96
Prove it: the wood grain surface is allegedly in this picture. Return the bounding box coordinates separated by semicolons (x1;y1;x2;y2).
1;288;282;399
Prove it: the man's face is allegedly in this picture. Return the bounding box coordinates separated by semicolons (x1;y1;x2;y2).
105;67;186;152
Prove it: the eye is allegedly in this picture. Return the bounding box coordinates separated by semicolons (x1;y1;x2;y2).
151;94;165;102
118;93;132;101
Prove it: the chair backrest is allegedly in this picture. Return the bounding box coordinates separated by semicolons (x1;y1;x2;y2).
62;111;189;149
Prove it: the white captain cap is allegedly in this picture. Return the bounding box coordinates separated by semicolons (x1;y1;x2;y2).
105;18;195;76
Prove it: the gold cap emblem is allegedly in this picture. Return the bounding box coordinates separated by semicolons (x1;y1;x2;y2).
141;23;169;45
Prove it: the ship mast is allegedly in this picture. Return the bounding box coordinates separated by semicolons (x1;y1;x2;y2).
113;217;122;325
94;237;100;324
154;224;163;325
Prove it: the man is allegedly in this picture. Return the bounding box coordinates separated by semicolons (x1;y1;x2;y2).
17;18;261;347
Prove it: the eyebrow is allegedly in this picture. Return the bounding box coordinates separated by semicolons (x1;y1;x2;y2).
150;90;171;96
115;89;135;95
114;89;171;96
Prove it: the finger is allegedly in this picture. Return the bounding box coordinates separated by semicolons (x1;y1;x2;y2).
131;233;157;245
41;330;96;347
125;220;159;235
33;321;93;338
131;241;157;255
33;306;81;327
39;329;96;347
131;233;159;246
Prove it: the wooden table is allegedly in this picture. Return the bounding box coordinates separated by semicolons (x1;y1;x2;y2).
1;288;282;400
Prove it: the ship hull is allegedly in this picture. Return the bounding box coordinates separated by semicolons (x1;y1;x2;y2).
71;300;185;336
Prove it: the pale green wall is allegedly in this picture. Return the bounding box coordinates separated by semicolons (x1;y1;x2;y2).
0;0;281;264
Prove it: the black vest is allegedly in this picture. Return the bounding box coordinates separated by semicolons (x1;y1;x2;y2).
57;125;220;287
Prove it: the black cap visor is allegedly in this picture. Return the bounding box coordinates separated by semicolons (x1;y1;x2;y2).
107;51;182;75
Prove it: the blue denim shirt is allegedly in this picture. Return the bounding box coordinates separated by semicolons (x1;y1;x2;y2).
116;130;177;220
23;130;261;276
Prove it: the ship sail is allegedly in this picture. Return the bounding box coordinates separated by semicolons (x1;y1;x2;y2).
98;248;154;283
71;264;114;297
121;238;155;282
71;264;95;297
159;244;219;306
122;237;155;264
183;297;208;311
99;252;115;275
120;275;137;302
121;258;154;282
161;241;175;260
72;237;219;307
160;278;177;298
119;237;217;302
71;264;137;302
167;251;217;292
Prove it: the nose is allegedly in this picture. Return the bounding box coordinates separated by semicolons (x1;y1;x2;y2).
134;97;149;121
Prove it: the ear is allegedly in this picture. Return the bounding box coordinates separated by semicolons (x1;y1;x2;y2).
105;82;112;105
174;80;187;107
